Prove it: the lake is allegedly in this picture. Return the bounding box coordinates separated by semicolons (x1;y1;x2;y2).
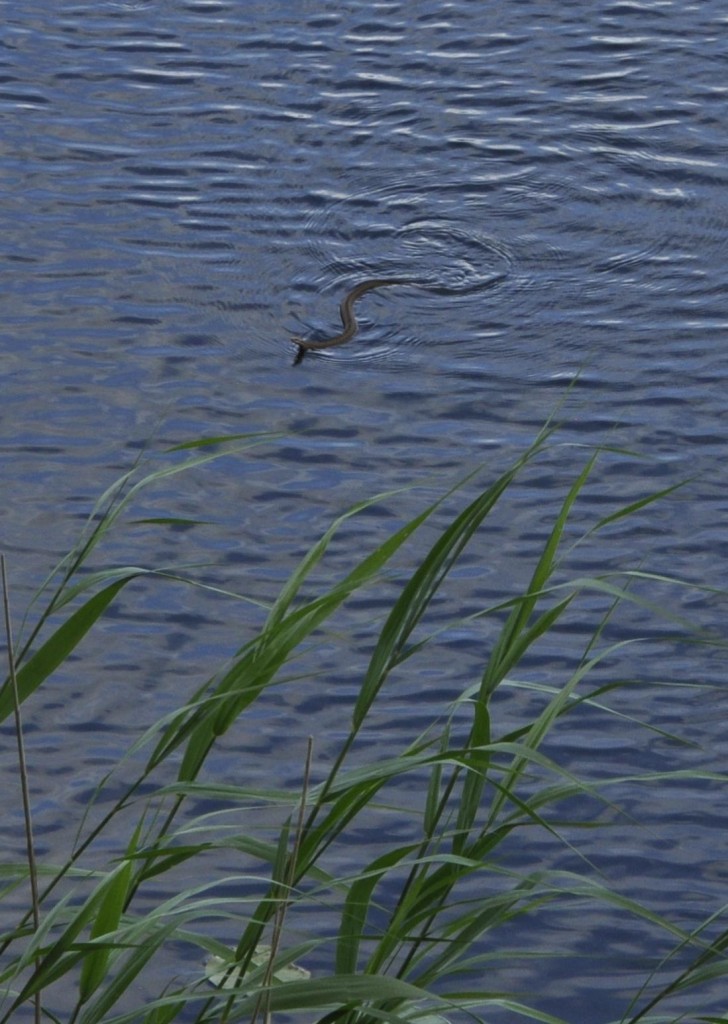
2;2;727;1021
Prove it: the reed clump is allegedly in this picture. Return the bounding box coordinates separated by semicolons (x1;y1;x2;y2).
1;425;726;1024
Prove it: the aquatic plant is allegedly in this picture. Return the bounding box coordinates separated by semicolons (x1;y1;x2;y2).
1;424;726;1024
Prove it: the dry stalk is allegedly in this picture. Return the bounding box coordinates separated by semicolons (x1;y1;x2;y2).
252;735;314;1024
1;554;41;1024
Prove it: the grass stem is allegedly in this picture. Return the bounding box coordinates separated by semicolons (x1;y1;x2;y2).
1;554;41;1024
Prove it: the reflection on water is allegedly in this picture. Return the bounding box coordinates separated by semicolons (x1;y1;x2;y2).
2;0;728;1019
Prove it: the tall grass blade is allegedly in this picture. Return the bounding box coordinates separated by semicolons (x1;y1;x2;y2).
13;433;275;665
152;491;448;787
76;923;178;1024
78;852;135;1003
0;576;136;721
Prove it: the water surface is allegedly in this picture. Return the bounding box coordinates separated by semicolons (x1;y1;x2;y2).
2;2;728;1020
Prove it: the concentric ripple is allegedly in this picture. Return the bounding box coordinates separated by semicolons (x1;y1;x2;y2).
291;180;515;359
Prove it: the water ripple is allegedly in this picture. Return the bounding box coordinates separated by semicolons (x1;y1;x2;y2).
3;3;728;1017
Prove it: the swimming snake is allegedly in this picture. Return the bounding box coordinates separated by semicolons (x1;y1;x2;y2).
291;277;416;364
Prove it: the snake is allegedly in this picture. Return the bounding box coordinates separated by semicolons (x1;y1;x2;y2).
291;277;416;364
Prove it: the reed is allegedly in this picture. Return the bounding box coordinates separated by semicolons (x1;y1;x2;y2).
1;426;726;1024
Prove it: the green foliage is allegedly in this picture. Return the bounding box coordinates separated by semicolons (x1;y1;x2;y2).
0;427;726;1024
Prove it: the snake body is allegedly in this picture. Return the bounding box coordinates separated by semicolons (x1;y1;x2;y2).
292;277;415;364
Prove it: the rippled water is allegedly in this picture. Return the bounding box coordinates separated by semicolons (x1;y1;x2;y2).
2;2;728;1020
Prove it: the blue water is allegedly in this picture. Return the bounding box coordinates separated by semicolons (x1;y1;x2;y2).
2;2;728;1020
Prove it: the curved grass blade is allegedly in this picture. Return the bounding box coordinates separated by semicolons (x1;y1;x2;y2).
0;576;138;722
